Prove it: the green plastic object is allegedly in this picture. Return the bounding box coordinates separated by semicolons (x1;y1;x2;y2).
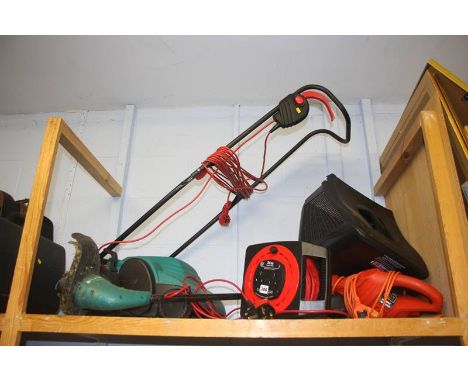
117;256;225;315
74;274;152;311
116;256;200;289
74;256;225;315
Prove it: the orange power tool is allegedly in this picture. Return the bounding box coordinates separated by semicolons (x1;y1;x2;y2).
332;269;443;318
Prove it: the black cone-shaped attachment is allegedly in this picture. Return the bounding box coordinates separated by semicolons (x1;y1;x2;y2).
299;174;429;279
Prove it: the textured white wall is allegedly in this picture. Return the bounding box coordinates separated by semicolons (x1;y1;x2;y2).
0;102;404;308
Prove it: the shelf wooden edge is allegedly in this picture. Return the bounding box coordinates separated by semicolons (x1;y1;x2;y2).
374;126;423;196
18;314;464;339
0;314;4;331
58;119;122;197
427;59;468;92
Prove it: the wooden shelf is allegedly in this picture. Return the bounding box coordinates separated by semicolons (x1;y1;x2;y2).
15;315;465;339
3;312;463;340
1;60;467;345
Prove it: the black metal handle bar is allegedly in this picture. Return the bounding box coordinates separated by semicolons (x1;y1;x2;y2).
154;293;243;303
100;107;278;258
100;85;351;259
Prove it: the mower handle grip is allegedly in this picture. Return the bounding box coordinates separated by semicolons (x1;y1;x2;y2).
294;84;351;144
301;91;335;121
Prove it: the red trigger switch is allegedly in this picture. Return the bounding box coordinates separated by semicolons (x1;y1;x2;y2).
294;95;304;105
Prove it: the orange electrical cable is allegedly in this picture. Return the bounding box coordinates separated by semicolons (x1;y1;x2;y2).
333;270;401;318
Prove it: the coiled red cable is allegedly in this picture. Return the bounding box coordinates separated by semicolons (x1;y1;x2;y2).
98;119;274;249
304;257;320;301
202;146;267;199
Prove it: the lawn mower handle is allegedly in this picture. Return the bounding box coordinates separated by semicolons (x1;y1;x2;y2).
100;85;351;259
296;84;351;144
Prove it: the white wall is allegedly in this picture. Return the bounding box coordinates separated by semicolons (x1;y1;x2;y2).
0;101;404;311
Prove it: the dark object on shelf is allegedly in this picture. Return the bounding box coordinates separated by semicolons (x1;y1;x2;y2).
0;190;54;240
0;217;65;313
299;174;429;279
241;241;331;318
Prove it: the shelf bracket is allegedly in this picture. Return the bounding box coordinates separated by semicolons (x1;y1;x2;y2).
0;118;122;346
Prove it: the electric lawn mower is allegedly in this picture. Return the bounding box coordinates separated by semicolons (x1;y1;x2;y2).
58;84;351;318
57;84;443;319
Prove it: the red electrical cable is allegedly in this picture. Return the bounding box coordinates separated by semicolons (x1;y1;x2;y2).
269;257;341;317
192;277;247;318
162;275;221;319
193;278;248;300
304;257;320;301
179;275;224;318
163;284;191;299
163;276;247;319
164;274;348;319
97;176;212;250
201;121;275;200
202;146;267;199
211;122;272;226
225;307;241;319
235;120;276;152
98;119;275;250
260;130;272;178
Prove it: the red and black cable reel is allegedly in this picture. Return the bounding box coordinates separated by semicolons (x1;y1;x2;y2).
241;241;341;318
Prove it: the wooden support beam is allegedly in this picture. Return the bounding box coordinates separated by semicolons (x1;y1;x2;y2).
59;119;122;197
53;112;88;246
374;122;423;196
18;315;464;339
0;118;122;346
0;118;62;346
374;72;440;196
420;110;468;344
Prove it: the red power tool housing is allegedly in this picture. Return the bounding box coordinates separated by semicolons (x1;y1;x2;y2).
332;269;443;318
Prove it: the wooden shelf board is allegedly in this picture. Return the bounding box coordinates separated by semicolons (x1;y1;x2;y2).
18;314;463;339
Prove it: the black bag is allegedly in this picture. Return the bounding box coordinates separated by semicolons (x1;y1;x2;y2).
0;190;54;240
0;217;65;313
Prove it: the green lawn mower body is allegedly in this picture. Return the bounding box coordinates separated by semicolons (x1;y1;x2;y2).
58;233;225;317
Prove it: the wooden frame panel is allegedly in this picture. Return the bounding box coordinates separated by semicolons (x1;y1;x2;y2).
375;72;437;195
17;315;462;339
0;118;121;345
375;69;468;345
420;110;468;321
